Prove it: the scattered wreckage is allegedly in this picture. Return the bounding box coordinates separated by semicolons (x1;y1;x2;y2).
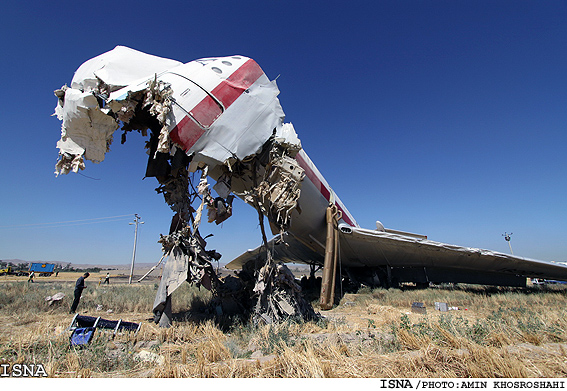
68;314;141;346
54;46;567;327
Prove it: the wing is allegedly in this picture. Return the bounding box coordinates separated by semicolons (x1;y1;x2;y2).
337;225;567;283
226;224;567;285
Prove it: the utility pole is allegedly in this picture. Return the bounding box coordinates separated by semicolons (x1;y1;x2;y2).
503;232;513;255
129;214;144;284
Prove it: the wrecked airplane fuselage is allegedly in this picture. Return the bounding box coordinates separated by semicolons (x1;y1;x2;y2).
54;46;321;326
55;46;567;326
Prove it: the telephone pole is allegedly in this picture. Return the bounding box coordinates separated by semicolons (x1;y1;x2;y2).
503;232;513;255
129;214;144;284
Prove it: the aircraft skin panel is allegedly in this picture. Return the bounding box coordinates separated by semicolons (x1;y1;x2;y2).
294;150;357;228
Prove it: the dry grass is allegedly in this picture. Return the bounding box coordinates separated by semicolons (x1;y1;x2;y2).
1;279;567;377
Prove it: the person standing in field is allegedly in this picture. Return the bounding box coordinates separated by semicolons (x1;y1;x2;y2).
103;272;110;284
70;272;89;314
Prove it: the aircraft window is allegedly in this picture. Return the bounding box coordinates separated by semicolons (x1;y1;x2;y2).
222;61;232;66
232;56;241;60
211;67;222;74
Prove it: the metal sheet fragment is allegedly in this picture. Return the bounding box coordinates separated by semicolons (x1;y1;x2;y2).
153;226;219;318
54;46;182;175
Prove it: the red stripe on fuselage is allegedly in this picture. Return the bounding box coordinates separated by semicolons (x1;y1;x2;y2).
170;59;265;151
212;59;264;108
295;152;356;227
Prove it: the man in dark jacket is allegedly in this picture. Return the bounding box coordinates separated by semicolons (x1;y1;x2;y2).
70;272;89;314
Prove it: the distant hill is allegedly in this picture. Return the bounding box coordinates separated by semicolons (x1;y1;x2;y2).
1;259;27;264
67;262;159;271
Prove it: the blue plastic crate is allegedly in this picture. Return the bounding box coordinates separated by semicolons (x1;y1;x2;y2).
70;327;96;346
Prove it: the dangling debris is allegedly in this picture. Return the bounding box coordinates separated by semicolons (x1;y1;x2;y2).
254;150;305;230
150;136;319;326
152;223;220;327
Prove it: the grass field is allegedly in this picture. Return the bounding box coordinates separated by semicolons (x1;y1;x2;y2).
0;273;566;378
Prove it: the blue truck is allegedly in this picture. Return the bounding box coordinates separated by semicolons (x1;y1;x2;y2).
29;263;56;276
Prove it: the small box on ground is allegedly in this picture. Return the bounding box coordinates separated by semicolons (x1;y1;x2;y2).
435;302;448;312
411;302;426;314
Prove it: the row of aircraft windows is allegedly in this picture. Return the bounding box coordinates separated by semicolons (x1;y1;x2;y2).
211;56;242;74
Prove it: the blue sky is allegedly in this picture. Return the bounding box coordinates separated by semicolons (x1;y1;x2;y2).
0;1;566;266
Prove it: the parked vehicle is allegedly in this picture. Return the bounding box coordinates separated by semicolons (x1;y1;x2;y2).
29;263;56;277
0;266;28;276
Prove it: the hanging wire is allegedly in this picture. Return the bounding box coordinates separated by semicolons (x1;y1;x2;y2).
0;214;135;230
77;172;101;180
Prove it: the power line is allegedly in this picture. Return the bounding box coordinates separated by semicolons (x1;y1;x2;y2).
0;214;135;229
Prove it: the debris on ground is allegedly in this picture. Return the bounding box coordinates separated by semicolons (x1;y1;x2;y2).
411;302;426;314
250;260;320;325
45;292;65;306
134;350;165;365
434;302;448;312
69;314;141;337
70;327;96;347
